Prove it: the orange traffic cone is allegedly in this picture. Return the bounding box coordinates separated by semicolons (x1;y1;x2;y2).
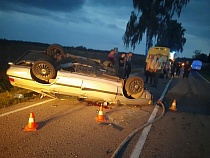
96;105;106;122
24;112;38;131
169;99;177;111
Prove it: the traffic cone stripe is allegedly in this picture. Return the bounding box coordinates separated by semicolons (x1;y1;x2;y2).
28;118;34;122
96;105;106;122
98;111;103;115
24;112;38;131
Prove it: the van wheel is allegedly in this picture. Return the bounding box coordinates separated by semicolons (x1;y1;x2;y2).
125;76;144;97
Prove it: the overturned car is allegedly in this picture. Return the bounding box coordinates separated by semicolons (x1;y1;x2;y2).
6;44;152;105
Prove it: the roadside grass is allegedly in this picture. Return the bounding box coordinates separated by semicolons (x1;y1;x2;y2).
199;64;210;82
0;86;39;109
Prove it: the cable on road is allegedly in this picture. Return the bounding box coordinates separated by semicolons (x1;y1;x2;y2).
111;101;165;158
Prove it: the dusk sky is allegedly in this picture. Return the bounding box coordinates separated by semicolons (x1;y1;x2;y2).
0;0;210;58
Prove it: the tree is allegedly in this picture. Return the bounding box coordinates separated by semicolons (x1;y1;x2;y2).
192;50;208;62
123;0;190;54
156;20;186;52
192;50;201;59
198;53;208;62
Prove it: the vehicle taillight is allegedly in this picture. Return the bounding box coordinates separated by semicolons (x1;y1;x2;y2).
9;78;14;82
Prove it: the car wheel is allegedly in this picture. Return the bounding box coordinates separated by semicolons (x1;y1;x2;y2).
103;61;113;68
46;44;66;59
32;60;56;81
125;76;144;97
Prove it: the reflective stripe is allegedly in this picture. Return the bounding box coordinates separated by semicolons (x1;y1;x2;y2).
98;111;103;115
29;118;34;122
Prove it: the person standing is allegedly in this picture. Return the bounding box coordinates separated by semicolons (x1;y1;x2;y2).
107;49;116;66
183;61;191;78
176;62;181;76
124;52;132;79
145;55;155;86
163;59;171;81
170;60;176;78
152;54;163;87
118;53;126;79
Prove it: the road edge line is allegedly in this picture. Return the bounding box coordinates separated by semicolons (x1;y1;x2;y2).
196;71;210;84
130;78;173;158
0;99;56;117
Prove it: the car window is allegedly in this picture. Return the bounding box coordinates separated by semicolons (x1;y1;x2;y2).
15;51;47;62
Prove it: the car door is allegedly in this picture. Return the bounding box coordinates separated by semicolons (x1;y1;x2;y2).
80;75;122;102
50;71;83;97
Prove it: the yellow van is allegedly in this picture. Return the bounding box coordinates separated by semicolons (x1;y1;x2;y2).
146;46;170;62
145;47;171;77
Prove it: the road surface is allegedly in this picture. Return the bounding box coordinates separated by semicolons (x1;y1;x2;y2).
0;70;210;158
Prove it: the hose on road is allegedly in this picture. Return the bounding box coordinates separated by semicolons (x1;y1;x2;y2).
111;101;165;158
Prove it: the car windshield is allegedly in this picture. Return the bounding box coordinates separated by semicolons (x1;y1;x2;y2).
15;51;47;63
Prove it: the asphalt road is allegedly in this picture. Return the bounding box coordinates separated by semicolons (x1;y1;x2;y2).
0;90;156;157
0;70;210;158
138;70;210;158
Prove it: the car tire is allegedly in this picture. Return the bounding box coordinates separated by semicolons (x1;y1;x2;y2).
125;76;144;97
46;44;66;59
32;60;56;81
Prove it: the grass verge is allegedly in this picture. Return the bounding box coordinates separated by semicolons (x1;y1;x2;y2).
199;64;210;82
0;86;39;109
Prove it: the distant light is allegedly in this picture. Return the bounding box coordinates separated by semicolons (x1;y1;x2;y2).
169;51;175;60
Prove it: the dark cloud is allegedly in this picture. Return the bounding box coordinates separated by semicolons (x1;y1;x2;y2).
107;23;119;29
178;0;210;39
87;0;130;7
0;0;85;12
0;0;209;58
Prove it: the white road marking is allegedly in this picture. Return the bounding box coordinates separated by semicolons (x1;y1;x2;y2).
0;99;56;117
130;78;173;158
196;71;210;84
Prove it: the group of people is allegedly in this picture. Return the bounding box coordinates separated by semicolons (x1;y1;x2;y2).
145;54;192;88
145;54;163;87
162;60;191;79
107;49;133;79
108;49;192;88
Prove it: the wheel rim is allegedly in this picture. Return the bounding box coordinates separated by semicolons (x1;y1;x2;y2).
36;63;51;78
129;80;142;94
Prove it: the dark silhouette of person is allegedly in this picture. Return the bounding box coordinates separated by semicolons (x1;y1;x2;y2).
170;60;176;78
183;61;191;78
176;62;182;76
124;52;132;79
118;53;126;79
